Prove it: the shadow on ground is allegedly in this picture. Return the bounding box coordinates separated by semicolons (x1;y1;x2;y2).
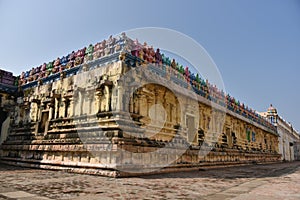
137;161;300;180
0;160;299;180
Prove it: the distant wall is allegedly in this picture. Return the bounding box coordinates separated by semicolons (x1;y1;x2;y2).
0;117;10;145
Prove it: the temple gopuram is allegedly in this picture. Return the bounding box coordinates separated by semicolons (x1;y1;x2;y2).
0;33;289;177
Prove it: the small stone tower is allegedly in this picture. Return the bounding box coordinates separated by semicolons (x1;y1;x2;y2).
267;104;278;126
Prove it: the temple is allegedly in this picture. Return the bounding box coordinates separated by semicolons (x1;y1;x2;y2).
0;33;299;177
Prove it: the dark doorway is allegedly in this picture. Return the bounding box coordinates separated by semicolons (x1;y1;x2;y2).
0;108;8;138
38;111;49;134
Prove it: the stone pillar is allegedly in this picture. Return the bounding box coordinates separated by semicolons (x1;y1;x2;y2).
35;103;39;122
83;92;89;115
59;99;65;118
68;97;74;117
73;92;80;116
104;85;111;112
86;91;93;115
129;94;133;113
49;106;54;120
78;91;84;116
116;85;123;111
146;99;152;118
95;91;102;113
62;98;69;118
55;98;60;119
29;103;36;122
133;93;141;114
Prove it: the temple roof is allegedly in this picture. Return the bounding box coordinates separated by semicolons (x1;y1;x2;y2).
1;33;278;133
0;83;17;94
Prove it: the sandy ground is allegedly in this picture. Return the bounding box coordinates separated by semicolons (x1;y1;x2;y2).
0;161;299;200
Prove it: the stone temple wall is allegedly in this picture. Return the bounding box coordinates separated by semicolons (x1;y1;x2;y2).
0;54;281;177
0;34;281;177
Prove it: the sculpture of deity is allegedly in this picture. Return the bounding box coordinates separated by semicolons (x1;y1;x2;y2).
54;57;61;67
68;51;75;61
41;63;47;72
85;44;94;61
60;56;68;66
20;72;25;79
148;46;155;63
139;49;144;60
184;66;190;82
93;43;101;59
35;65;41;74
155;48;162;64
195;73;200;83
131;39;140;57
14;76;19;86
46;61;54;71
24;71;30;78
85;44;94;55
59;65;64;72
74;57;83;66
171;59;176;69
108;35;116;47
66;61;73;69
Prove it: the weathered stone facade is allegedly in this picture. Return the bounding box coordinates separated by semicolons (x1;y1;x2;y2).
0;84;16;145
0;34;282;177
260;106;300;161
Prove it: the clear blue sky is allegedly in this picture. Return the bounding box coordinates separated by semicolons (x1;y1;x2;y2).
0;0;299;130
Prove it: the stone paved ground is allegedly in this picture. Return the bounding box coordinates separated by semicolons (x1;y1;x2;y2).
0;162;299;200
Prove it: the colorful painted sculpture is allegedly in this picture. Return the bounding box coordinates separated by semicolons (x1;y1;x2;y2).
66;61;73;69
41;63;47;72
35;65;41;74
99;40;106;57
66;51;75;69
107;35;116;54
155;48;162;64
46;61;54;74
195;74;200;83
162;54;167;65
190;73;196;82
54;57;61;67
14;76;19;86
148;46;155;63
85;44;94;61
145;47;154;63
29;68;35;76
18;78;24;86
74;57;83;66
93;43;101;59
184;66;190;82
51;58;60;74
179;65;184;74
108;35;116;47
139;49;144;60
94;42;101;52
60;56;68;66
120;32;127;44
39;71;45;79
171;59;176;69
75;47;86;58
74;48;86;66
86;44;94;55
68;51;75;61
131;39;141;57
24;71;30;78
20;72;25;79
